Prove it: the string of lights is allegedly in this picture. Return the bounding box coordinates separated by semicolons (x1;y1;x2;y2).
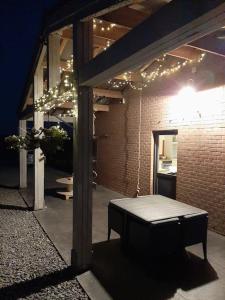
35;73;77;116
108;52;206;91
93;18;116;32
35;18;117;116
35;18;206;116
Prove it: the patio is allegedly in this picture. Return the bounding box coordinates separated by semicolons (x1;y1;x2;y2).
0;164;224;299
21;166;123;264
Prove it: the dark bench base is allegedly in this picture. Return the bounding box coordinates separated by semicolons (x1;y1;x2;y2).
108;203;208;260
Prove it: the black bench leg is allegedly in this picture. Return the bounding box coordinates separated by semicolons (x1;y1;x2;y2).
107;227;111;241
203;240;207;261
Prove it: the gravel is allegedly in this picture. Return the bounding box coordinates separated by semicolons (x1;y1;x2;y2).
0;188;89;300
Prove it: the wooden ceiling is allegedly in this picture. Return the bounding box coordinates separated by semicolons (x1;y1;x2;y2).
56;0;225;93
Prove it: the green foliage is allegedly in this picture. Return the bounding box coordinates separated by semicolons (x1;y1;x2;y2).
5;126;69;156
41;126;69;155
5;135;26;150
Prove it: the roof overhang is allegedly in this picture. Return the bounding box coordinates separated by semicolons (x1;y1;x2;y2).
18;0;131;118
79;0;225;86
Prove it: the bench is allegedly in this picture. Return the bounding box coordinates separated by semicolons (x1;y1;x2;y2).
108;195;208;259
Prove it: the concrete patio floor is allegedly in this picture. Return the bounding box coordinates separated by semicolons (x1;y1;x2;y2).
19;166;123;265
0;164;225;299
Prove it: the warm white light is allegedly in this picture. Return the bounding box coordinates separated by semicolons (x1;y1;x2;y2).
169;85;197;121
177;85;196;99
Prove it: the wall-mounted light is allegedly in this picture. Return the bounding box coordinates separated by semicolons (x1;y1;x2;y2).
170;84;223;122
121;98;126;104
177;85;196;100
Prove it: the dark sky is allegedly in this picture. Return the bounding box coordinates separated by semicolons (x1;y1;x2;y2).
0;0;62;135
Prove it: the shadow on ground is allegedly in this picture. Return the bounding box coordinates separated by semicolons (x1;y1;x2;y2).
45;187;67;198
0;267;79;300
92;239;218;300
0;184;18;190
0;203;32;211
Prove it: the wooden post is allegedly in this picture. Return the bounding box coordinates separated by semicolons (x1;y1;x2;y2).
71;21;93;271
19;119;27;188
33;65;45;210
48;32;61;88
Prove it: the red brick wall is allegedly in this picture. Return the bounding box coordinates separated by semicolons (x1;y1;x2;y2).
95;86;225;235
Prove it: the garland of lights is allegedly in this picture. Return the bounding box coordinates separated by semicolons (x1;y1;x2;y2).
35;19;117;115
35;14;206;116
93;18;114;52
35;72;77;116
108;52;206;91
93;18;116;32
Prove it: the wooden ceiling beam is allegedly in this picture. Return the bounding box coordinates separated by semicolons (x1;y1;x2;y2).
63;25;127;41
57;102;110;112
93;88;123;98
79;0;225;86
93;19;129;40
63;25;202;62
189;33;225;57
93;104;109;112
100;6;148;28
60;39;69;55
46;0;136;33
169;45;203;60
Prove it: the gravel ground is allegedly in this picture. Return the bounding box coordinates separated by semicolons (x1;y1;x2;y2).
0;187;89;300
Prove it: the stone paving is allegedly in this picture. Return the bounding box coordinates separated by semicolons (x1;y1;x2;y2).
0;187;88;300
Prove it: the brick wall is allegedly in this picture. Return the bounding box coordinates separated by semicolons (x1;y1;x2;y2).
95;86;225;235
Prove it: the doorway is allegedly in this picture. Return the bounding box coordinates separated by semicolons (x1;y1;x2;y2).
153;130;178;199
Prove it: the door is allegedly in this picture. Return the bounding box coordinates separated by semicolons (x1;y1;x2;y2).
153;130;178;199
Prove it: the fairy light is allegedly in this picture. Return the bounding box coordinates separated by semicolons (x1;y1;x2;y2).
141;53;206;84
93;18;116;32
35;70;78;116
107;52;206;91
103;40;111;51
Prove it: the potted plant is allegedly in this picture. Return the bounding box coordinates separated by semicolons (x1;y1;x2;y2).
5;126;69;157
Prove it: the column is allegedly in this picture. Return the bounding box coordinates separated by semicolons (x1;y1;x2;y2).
33;64;45;210
19;119;27;188
48;32;61;88
71;21;93;271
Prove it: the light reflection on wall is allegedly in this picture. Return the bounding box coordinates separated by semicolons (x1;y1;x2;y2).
168;86;225;122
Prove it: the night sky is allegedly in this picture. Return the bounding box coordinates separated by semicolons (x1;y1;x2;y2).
0;0;62;135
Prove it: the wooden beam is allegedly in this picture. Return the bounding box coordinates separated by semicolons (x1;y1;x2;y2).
189;33;225;57
63;23;128;42
93;19;129;40
60;38;69;55
93;104;110;112
79;0;225;87
93;35;114;47
63;27;202;70
72;21;93;272
169;45;203;61
46;0;135;33
101;6;148;28
93;88;123;98
93;23;202;63
48;33;61;87
22;46;46;112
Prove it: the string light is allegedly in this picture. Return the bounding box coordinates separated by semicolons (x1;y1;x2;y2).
35;71;77;116
108;52;206;91
141;53;205;82
35;18;114;115
93;18;116;32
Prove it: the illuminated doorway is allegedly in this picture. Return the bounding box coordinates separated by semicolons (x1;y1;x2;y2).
153;130;178;199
